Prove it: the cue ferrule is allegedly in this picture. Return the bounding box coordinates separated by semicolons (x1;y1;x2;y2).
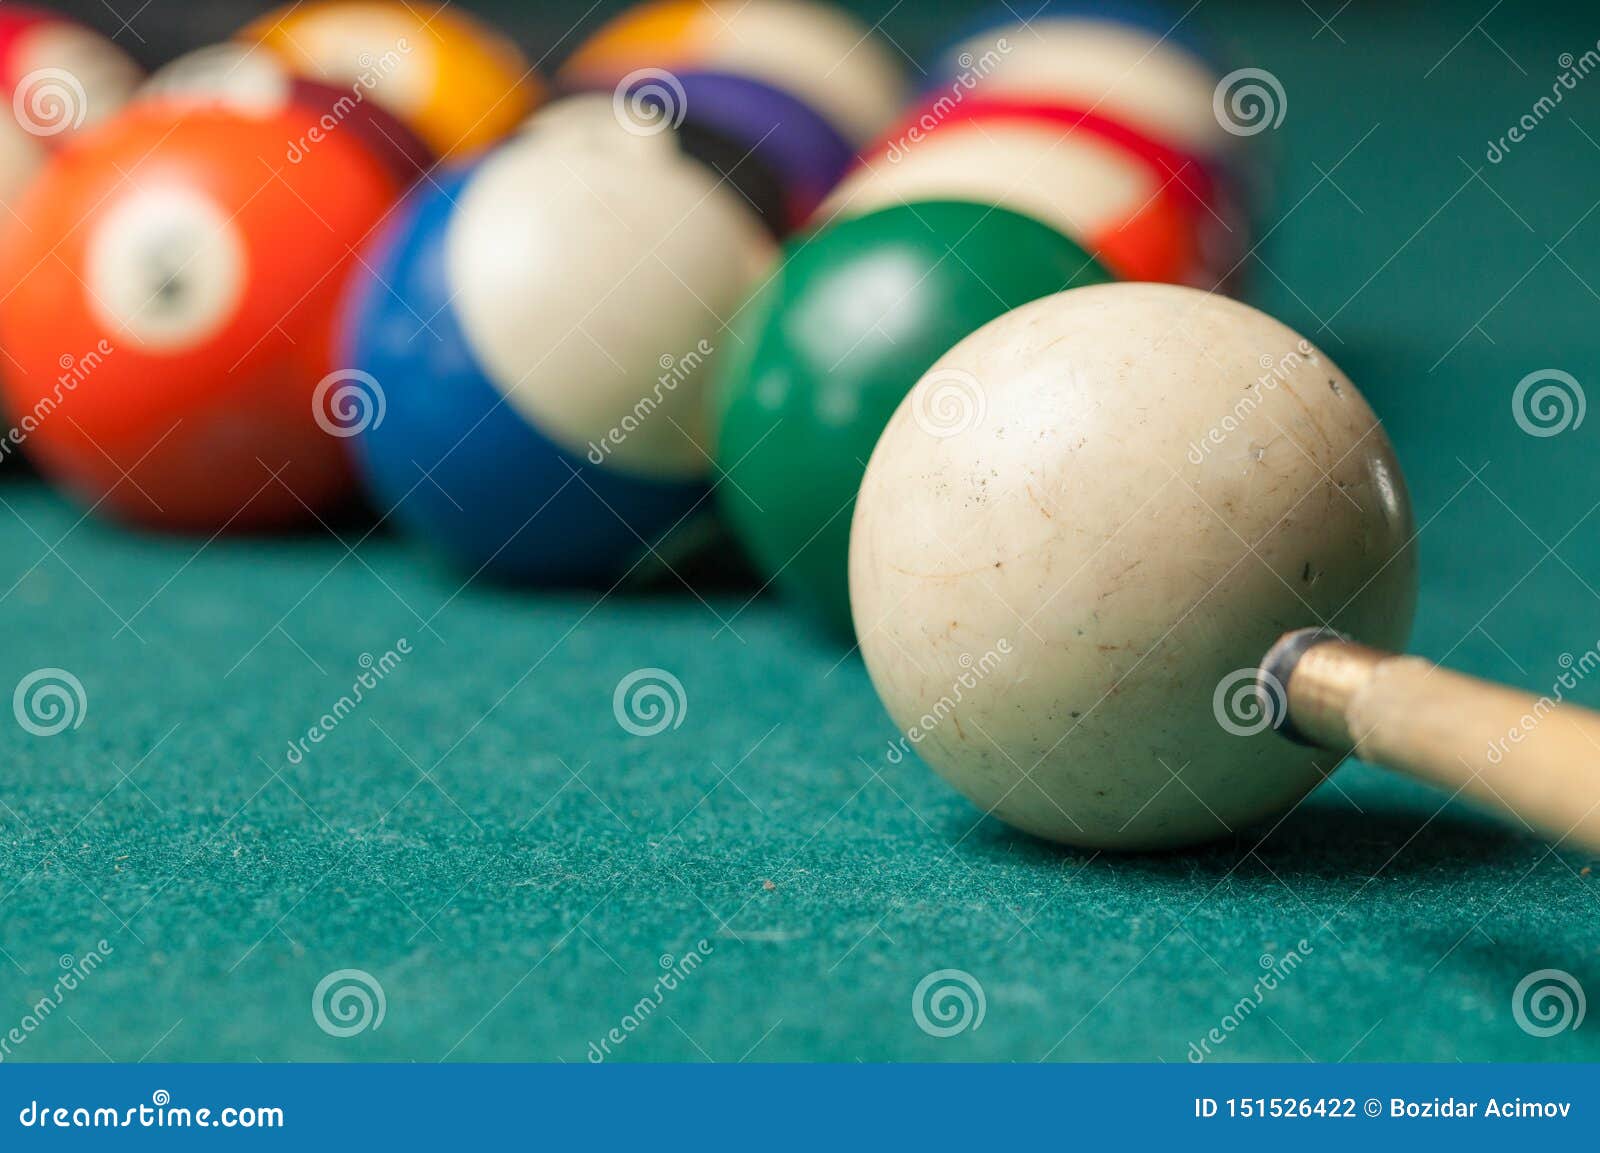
1260;628;1600;852
1266;629;1382;749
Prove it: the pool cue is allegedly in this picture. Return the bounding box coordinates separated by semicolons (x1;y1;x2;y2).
1262;628;1600;853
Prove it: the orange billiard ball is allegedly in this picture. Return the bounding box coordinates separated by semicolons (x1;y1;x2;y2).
0;104;403;531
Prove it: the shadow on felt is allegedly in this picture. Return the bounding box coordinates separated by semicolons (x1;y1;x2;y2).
958;792;1539;882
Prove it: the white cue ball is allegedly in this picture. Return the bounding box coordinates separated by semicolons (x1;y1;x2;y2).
849;283;1418;850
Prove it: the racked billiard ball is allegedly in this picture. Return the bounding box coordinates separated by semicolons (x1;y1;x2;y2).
140;42;431;183
560;0;906;231
927;0;1228;162
823;96;1241;287
0;104;402;530
241;0;542;159
560;0;906;150
0;4;142;207
712;201;1112;634
339;96;774;584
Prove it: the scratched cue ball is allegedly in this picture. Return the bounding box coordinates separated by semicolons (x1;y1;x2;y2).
849;283;1418;850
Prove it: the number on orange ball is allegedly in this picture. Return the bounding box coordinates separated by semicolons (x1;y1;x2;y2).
0;105;403;530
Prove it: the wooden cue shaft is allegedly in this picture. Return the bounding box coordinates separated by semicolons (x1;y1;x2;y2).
1263;629;1600;853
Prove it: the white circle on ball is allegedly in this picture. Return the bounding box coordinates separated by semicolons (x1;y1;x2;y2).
87;185;247;351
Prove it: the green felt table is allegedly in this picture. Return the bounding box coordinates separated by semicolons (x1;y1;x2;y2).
3;0;1600;1064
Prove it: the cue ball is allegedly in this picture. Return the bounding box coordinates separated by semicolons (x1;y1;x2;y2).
849;283;1418;850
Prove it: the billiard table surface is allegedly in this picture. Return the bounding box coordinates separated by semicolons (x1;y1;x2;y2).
2;0;1598;1063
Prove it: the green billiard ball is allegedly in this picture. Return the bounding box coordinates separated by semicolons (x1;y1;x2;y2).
711;200;1114;635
